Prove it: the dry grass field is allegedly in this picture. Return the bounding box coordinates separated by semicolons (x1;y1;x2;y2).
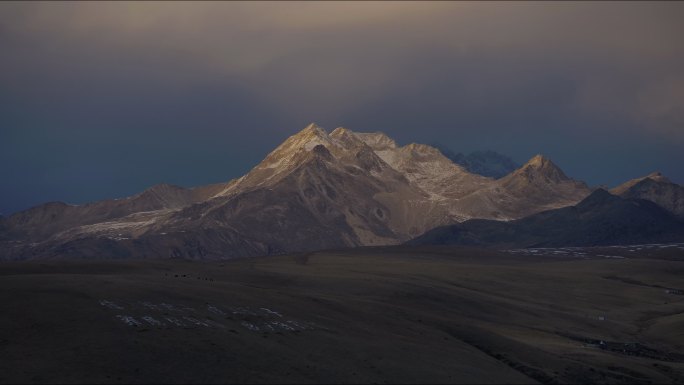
1;245;684;384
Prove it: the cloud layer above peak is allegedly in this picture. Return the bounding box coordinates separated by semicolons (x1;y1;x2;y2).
1;1;683;214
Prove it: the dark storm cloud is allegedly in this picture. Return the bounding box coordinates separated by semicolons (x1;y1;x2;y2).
1;2;683;214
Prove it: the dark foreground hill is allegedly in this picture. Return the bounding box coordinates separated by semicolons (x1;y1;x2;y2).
409;189;684;248
1;246;684;384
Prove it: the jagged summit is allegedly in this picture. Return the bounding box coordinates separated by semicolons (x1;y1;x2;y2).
265;124;332;158
302;122;325;133
354;132;398;151
329;127;368;150
611;171;672;196
639;171;669;183
527;154;549;166
402;143;443;157
521;154;550;168
513;154;569;183
213;124;337;196
330;126;352;136
637;171;672;185
290;123;331;149
611;171;683;218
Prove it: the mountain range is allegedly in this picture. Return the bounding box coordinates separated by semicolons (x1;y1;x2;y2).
1;123;681;260
409;189;684;248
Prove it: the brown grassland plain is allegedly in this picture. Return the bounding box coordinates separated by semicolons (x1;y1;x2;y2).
1;245;684;384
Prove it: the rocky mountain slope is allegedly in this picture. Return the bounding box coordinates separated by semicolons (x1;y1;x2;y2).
449;155;591;220
435;147;519;179
2;183;227;241
611;172;684;219
0;124;600;259
409;189;684;248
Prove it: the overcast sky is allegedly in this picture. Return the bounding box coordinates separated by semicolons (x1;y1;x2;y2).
2;1;683;215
